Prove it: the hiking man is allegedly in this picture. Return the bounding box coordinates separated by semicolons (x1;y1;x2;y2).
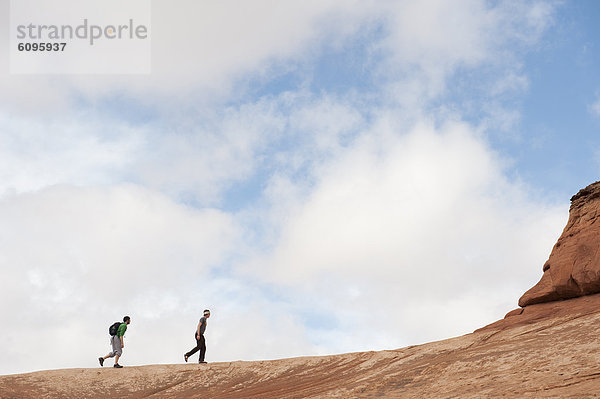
99;316;131;368
184;309;210;364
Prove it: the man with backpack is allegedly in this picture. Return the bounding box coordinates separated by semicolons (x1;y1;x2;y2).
99;316;131;368
184;309;210;364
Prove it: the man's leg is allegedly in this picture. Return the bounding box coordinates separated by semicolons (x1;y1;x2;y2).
100;336;118;366
185;334;202;358
111;335;123;366
199;334;206;363
99;353;111;366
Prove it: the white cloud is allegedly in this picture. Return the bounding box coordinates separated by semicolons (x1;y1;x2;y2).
0;98;285;204
0;91;363;204
0;0;557;114
490;72;530;96
239;119;566;349
376;1;555;98
0;0;371;112
380;0;491;69
0;184;241;373
0;112;143;195
0;184;238;291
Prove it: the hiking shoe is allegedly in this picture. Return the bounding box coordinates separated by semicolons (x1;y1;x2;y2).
199;361;207;364
184;354;189;363
98;357;104;367
113;364;123;368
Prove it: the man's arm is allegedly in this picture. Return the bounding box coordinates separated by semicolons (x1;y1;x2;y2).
118;323;127;348
196;319;204;338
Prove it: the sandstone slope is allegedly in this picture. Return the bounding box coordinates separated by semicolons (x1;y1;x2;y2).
4;182;600;398
2;294;600;398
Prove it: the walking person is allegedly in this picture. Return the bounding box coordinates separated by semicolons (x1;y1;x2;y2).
184;309;210;364
99;316;131;368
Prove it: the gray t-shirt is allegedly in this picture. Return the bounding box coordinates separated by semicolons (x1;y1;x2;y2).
198;316;207;335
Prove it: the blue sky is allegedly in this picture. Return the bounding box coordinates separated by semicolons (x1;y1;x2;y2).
494;0;600;197
217;1;600;209
0;0;599;375
513;3;598;195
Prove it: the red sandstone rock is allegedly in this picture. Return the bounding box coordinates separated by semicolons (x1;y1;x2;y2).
519;181;600;307
503;308;523;318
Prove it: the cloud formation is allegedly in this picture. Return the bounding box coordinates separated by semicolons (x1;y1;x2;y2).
240;119;565;348
0;0;567;375
0;184;239;372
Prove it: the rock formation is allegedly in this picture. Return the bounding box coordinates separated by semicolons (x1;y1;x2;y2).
519;181;600;307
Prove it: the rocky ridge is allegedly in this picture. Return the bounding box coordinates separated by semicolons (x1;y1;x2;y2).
519;181;600;306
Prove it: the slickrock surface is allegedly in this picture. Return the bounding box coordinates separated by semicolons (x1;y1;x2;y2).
520;181;600;306
3;294;600;398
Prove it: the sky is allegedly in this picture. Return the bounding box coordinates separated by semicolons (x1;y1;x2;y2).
0;0;599;375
